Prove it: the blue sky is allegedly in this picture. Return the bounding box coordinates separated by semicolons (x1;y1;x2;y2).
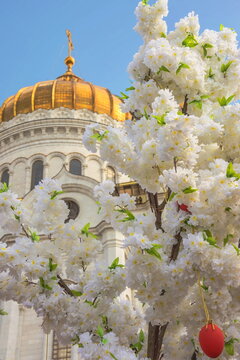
0;0;240;105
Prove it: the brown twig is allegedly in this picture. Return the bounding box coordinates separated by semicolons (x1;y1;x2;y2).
148;188;171;230
147;322;168;360
191;350;197;360
181;94;189;115
21;224;30;238
170;232;182;262
147;182;183;358
57;275;74;297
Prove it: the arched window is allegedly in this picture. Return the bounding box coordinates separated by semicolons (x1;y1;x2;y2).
64;200;80;223
1;169;9;186
106;166;116;183
69;159;82;176
31;160;43;190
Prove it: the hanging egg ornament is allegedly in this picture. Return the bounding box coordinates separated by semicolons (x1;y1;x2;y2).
177;202;192;214
199;323;224;358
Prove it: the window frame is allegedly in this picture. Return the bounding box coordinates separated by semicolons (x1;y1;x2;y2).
69;158;82;176
31;159;44;190
1;168;10;186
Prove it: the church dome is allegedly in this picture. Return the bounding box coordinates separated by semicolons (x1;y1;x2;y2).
0;56;130;123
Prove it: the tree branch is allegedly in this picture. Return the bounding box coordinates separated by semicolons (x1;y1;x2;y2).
181;94;189;115
21;224;30;238
170;232;182;262
147;185;182;358
191;350;197;360
57;275;74;297
148;189;171;230
147;322;168;360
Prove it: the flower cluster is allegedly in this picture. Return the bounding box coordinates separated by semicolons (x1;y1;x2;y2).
2;1;240;359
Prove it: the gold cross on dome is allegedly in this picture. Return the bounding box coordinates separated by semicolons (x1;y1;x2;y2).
66;29;74;57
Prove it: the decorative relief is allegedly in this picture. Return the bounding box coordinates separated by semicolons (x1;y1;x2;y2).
0;108;120;131
0;108;122;153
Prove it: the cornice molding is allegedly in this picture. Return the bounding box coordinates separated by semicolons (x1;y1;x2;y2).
0;108;123;156
0;108;121;131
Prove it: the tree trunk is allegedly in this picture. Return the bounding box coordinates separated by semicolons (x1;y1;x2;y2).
147;322;168;360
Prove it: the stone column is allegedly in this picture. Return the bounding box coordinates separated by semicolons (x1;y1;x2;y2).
0;301;20;360
24;166;31;194
42;332;53;360
102;228;125;266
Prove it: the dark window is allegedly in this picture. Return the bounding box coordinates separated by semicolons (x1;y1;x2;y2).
52;332;71;360
64;200;80;223
106;166;116;182
1;169;9;186
31;160;43;190
69;159;82;175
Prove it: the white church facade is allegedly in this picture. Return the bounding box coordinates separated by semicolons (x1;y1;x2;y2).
0;50;147;360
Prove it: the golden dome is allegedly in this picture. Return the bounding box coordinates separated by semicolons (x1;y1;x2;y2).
0;56;130;123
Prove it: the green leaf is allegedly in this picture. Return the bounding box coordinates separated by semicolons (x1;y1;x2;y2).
142;0;149;4
119;91;129;100
39;277;52;290
125;86;135;91
116;208;135;222
182;186;198;194
225;207;232;212
81;223;97;238
71;290;83;297
176;62;190;74
108;257;124;270
145;244;162;260
202;230;219;248
160;32;167;38
226;162;240;180
218;95;235;106
102;315;108;325
0;309;8;315
182;34;198;48
221;61;233;74
49;258;58;272
202;43;213;57
97;325;104;338
71;335;81;346
139;329;145;343
130;341;143;353
189;99;202;109
90;130;109;141
157;65;170;74
223;234;233;246
200;278;209;292
30;231;40;242
169;192;177;201
50;190;63;200
220;24;235;32
0;183;8;193
143;108;150;120
224;338;239;356
208;67;215;79
152;114;166;126
232;244;240;256
110;353;119;360
14;214;20;221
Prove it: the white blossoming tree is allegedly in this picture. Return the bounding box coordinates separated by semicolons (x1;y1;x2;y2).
1;0;240;359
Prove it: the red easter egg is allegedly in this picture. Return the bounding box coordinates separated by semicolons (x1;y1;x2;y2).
177;202;192;214
199;323;224;358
